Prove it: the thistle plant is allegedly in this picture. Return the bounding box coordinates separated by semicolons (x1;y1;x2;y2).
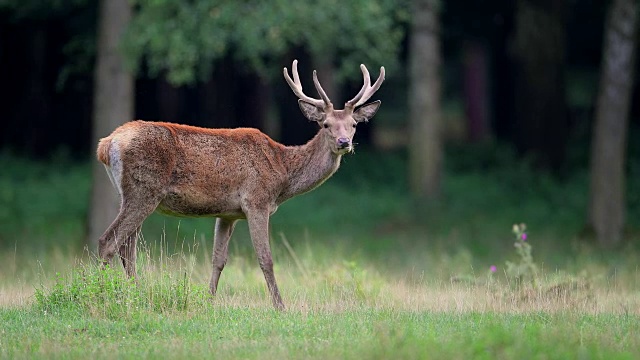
505;223;538;286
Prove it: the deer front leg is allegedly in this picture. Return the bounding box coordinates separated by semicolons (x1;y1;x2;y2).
209;218;237;297
246;209;285;311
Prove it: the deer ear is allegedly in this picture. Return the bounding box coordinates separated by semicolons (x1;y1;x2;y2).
298;100;325;122
353;100;381;123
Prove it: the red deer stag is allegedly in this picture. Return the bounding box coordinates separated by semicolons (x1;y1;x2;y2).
96;60;385;310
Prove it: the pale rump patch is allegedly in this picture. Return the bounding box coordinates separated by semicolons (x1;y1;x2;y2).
103;125;140;197
106;139;123;196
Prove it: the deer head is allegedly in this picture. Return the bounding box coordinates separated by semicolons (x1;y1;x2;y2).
283;60;385;155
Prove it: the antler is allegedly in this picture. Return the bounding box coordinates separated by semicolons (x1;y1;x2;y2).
345;64;385;109
283;60;333;109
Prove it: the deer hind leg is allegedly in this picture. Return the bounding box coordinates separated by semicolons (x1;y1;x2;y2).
98;194;161;275
246;209;285;311
119;226;141;279
209;218;237;297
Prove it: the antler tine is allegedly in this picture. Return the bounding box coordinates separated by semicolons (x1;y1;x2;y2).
346;64;386;109
346;64;371;108
283;60;331;109
312;70;333;108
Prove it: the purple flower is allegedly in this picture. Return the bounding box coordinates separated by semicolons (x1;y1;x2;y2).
490;265;497;273
521;233;527;241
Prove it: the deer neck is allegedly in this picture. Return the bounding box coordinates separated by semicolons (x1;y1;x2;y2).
279;132;342;203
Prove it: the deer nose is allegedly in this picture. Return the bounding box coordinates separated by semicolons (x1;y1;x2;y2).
337;137;351;149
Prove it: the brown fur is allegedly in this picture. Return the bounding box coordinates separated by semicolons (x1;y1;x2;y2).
96;137;112;166
96;62;384;310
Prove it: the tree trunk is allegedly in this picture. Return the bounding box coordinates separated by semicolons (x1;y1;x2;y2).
589;0;638;247
512;0;568;171
409;0;443;200
87;0;134;249
463;40;490;143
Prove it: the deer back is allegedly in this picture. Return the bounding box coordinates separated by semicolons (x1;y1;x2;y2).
98;120;291;217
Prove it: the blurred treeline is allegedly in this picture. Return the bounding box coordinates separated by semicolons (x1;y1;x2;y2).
0;0;638;249
2;0;625;154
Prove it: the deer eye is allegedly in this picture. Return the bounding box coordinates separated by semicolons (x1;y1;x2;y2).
323;123;329;129
352;123;357;128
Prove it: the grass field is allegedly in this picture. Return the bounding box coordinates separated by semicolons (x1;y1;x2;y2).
1;245;639;359
1;148;639;358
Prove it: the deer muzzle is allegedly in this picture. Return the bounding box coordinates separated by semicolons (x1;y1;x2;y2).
337;137;351;149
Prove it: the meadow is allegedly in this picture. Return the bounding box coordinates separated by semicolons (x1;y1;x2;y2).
0;146;639;359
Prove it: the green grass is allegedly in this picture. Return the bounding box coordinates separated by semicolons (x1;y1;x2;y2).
2;308;639;359
1;147;640;358
2;247;639;359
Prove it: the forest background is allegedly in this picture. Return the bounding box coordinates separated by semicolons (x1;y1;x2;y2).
1;0;638;249
1;1;640;357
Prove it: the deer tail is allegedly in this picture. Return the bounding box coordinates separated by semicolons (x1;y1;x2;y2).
97;136;112;166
